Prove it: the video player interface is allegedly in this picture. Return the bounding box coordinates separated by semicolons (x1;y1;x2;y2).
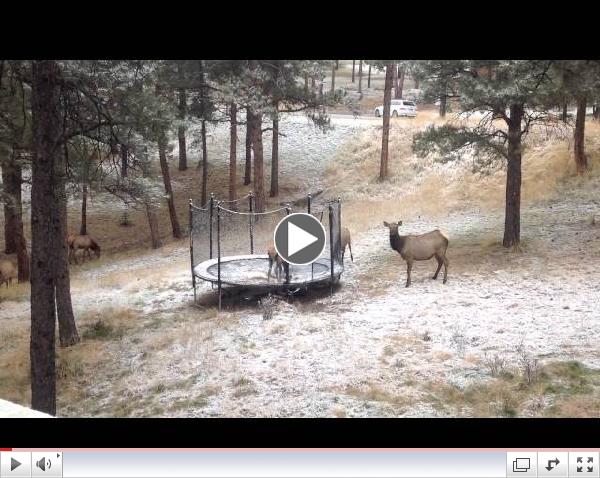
0;450;598;478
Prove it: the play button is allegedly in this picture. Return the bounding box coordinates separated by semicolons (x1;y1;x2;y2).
11;458;21;472
274;213;327;265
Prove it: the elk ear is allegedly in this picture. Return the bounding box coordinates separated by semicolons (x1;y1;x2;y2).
383;221;389;228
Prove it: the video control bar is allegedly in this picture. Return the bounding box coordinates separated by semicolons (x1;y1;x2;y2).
0;450;598;478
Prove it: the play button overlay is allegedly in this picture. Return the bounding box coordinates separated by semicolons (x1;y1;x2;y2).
11;458;21;471
274;213;326;265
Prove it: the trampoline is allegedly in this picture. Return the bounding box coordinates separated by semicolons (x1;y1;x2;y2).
189;193;344;309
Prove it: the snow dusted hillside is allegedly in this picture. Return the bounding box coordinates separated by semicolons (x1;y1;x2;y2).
2;112;600;417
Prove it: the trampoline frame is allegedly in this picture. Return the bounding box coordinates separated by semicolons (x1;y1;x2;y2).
190;193;344;310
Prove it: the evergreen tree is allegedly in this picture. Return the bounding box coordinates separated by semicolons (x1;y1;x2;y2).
412;60;466;117
413;60;557;248
551;61;600;174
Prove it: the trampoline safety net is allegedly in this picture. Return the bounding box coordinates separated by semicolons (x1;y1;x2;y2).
190;195;344;304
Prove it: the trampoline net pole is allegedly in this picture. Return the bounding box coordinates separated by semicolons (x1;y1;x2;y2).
249;191;254;254
209;193;214;259
338;197;342;265
329;204;334;295
189;199;196;302
217;203;222;311
285;205;292;285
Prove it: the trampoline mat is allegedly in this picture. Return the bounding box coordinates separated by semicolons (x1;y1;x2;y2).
193;254;342;287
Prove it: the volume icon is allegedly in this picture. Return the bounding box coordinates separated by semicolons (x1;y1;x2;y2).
36;457;51;471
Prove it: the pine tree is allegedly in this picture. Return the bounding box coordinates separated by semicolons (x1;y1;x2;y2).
413;60;558;249
412;60;465;117
551;61;600;174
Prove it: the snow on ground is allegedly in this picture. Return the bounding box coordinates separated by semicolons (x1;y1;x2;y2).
150;194;600;417
12;184;593;417
2;114;600;417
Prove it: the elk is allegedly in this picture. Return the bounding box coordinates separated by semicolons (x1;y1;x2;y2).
68;234;101;264
341;227;354;263
267;242;287;282
0;259;17;287
383;221;449;288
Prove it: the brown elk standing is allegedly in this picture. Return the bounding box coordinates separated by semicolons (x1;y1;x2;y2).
0;259;17;287
383;221;449;288
341;227;354;263
267;242;288;282
68;234;101;264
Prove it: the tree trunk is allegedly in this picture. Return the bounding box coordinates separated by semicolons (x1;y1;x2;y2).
249;110;265;212
142;147;162;249
30;60;60;415
335;60;339;70
574;95;588;174
2;163;17;254
229;103;237;203
368;64;372;89
358;60;363;94
198;60;209;207
439;92;447;118
200;120;208;207
393;64;399;99
177;63;187;171
158;136;183;238
414;77;419;89
120;144;128;177
397;66;405;99
562;102;568;123
331;63;336;92
270;105;279;198
79;183;87;235
177;121;187;171
379;63;394;181
13;164;29;283
146;205;162;249
502;103;524;249
56;185;79;348
2;158;29;282
244;108;252;185
304;75;309;94
15;219;29;283
593;104;599;121
352;60;355;83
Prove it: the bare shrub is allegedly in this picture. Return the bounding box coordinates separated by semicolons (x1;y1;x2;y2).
483;352;507;377
450;325;466;356
258;294;278;321
516;342;540;385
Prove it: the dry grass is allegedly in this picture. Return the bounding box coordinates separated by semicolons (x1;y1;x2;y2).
344;381;412;411
327;118;600;237
0;281;30;303
232;376;257;398
425;360;600;417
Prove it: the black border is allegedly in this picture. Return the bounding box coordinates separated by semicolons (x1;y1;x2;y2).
2;419;600;448
5;9;600;60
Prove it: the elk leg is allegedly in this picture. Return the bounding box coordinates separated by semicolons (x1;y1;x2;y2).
443;256;449;284
405;260;413;288
268;259;273;282
349;242;354;262
433;256;443;280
